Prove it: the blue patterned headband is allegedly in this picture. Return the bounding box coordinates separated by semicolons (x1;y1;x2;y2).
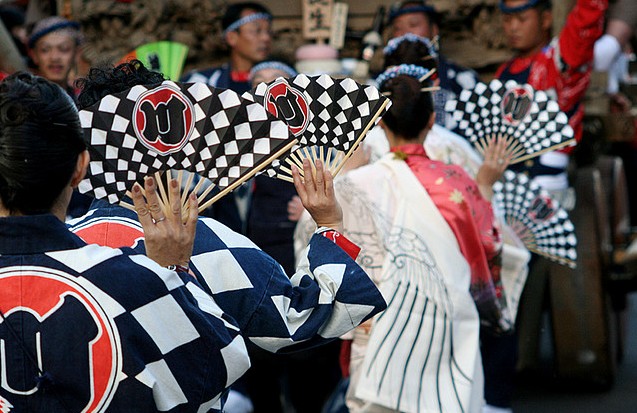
28;20;80;49
249;61;297;81
388;4;437;23
499;0;544;14
375;64;434;90
223;12;272;36
383;33;438;58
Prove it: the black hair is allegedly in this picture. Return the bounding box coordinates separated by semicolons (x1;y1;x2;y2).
222;2;271;31
384;39;438;72
379;74;434;140
76;59;165;110
536;0;552;12
0;72;85;214
390;1;441;28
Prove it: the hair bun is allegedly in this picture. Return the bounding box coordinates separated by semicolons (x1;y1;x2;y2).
0;101;28;127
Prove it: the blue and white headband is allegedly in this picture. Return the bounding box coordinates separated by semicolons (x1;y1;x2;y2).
499;0;544;14
28;20;81;49
223;12;272;36
375;64;434;90
388;4;437;23
383;33;438;58
249;61;297;81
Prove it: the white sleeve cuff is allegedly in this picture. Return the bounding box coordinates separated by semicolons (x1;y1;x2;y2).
594;34;622;72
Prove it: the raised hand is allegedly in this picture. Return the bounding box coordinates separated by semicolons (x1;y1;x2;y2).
476;135;511;200
292;158;343;232
131;176;198;268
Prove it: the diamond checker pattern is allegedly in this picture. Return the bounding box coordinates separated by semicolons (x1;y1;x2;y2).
78;80;295;204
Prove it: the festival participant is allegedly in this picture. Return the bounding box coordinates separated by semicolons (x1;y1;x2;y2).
490;2;607;412
28;16;81;96
181;2;273;234
246;59;303;276
496;0;607;195
388;1;480;131
28;15;92;218
326;65;510;413
241;60;343;413
70;60;386;378
0;72;250;412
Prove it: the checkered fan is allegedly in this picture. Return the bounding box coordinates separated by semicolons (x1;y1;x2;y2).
493;170;577;267
78;80;296;210
445;79;574;164
243;74;391;181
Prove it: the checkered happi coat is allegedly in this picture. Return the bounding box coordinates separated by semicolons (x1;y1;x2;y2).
0;215;249;413
68;200;387;353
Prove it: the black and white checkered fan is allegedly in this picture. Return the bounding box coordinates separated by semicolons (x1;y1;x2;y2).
493;170;577;267
243;74;390;181
78;80;295;207
445;79;574;164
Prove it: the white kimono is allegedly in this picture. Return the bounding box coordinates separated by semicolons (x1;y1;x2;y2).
337;156;484;413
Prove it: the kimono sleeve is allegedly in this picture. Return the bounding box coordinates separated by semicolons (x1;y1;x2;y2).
557;0;608;71
190;217;385;354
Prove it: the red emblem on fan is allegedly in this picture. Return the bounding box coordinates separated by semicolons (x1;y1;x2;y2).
501;85;533;126
133;85;194;155
263;80;310;137
529;194;556;222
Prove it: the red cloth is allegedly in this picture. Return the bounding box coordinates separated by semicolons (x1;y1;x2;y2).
0;72;8;81
319;229;361;259
393;144;506;328
339;339;352;378
496;0;608;154
231;70;250;83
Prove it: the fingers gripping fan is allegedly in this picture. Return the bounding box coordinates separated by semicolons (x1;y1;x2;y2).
244;74;391;181
493;170;577;267
445;79;574;164
78;80;295;208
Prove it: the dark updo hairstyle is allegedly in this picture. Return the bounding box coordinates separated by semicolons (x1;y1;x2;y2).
0;72;85;214
383;37;438;72
379;74;434;140
76;59;165;110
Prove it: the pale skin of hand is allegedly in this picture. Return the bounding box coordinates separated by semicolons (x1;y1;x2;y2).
130;176;199;268
287;195;304;222
476;135;512;201
292;158;344;233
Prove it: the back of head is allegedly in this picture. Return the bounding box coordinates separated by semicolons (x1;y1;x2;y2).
222;2;271;31
376;65;434;140
0;72;84;214
383;34;438;71
76;60;165;110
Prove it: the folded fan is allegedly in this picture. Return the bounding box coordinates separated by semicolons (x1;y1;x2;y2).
445;79;574;164
78;80;296;212
492;170;577;267
119;41;189;80
243;74;391;181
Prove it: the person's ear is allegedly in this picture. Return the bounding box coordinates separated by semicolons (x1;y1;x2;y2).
226;30;239;48
427;112;435;130
541;9;553;32
70;150;90;188
29;49;40;66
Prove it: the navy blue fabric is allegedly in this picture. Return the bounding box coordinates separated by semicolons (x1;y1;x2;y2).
0;214;247;412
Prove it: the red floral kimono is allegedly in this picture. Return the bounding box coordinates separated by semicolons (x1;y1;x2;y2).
394;143;509;330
